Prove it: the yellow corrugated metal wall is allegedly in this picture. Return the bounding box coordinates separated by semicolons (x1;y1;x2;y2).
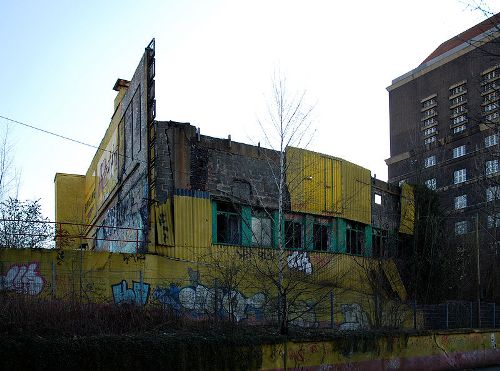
286;147;370;224
173;195;212;249
399;183;415;235
341;161;371;225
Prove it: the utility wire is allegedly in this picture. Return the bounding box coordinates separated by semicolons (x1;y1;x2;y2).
0;114;147;164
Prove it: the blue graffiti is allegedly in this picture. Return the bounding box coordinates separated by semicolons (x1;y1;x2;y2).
152;283;266;322
112;280;150;306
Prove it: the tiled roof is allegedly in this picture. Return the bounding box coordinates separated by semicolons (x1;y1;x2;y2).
421;12;500;65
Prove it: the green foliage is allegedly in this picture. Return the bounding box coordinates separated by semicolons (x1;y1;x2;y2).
0;198;52;248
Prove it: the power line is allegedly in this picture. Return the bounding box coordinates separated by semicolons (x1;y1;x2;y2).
0;114;146;164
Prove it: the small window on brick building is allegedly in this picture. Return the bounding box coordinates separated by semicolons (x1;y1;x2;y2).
346;221;365;255
372;228;388;257
216;202;241;244
251;211;272;247
374;194;382;205
285;220;303;249
313;224;329;251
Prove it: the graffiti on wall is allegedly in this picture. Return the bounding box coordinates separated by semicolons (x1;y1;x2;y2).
0;262;44;295
339;303;369;330
97;129;119;207
152;268;318;326
287;251;312;275
112;280;150;306
95;182;147;253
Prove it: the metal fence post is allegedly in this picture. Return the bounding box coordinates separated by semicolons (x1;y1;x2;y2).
330;290;334;328
51;261;56;299
139;270;143;306
493;303;496;328
470;301;473;328
446;302;449;329
413;299;417;330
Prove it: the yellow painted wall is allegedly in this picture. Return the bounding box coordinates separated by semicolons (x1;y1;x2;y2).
260;330;500;370
0;246;409;329
54;173;86;246
286;147;371;224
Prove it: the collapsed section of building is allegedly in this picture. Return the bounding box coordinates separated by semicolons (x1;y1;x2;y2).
54;40;414;260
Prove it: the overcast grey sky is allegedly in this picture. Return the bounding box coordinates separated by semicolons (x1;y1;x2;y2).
0;0;498;219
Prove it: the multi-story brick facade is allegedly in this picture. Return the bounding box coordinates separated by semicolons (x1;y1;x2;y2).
386;13;500;300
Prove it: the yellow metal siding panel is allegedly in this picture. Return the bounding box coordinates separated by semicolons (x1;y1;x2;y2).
155;200;174;246
172;195;212;260
399;183;415;235
341;161;371;225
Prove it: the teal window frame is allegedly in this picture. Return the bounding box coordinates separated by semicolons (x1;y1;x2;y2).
251;210;273;247
313;223;329;251
213;201;242;245
284;217;304;250
346;221;365;255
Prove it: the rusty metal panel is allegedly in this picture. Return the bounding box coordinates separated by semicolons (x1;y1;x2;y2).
174;194;212;251
341;160;371;225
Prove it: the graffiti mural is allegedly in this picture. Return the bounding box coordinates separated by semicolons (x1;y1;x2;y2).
287;251;312;275
152;269;318;326
112;280;150;306
0;262;44;295
339;303;369;330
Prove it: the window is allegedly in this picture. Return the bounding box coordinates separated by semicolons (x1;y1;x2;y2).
452;115;467;125
372;228;388;258
487;214;500;228
453;125;466;134
216;202;241;244
422;118;437;127
454;169;466;184
450;85;466;96
424;136;437;145
313;224;329;251
423;127;437;137
486;159;499;175
452;145;466;158
452;105;466;115
285;220;302;249
425;178;436;190
346;221;365;255
485;103;498;112
485;134;499;148
251;212;272;247
424;155;436;168
486;112;500;122
422;98;436;108
455;221;468;235
374;194;382;205
451;95;466;106
486;186;500;202
454;194;467;210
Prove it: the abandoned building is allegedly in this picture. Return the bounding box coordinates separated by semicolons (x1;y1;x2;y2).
54;39;414;260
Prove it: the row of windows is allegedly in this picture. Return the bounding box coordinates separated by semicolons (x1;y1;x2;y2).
423;133;499;170
423;185;500;214
214;202;392;256
455;211;500;236
420;68;500;145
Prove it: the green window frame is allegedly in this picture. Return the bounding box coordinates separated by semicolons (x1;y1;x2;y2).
346;221;365;255
285;219;303;249
313;223;329;251
215;202;241;245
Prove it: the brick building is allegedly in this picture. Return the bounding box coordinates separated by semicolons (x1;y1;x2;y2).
386;13;500;299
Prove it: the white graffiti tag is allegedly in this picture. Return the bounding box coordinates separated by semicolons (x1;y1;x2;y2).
287;251;312;275
0;263;44;295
